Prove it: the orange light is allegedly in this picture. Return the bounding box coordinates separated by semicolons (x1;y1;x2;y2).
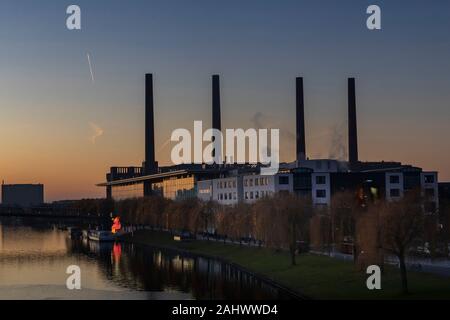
111;216;122;234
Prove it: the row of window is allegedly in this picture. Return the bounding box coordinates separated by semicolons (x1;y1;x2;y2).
245;190;273;200
390;174;436;185
217;180;237;189
215;176;291;189
217;190;275;201
316;187;436;200
217;192;237;201
389;187;435;198
217;186;435;202
315;174;435;187
244;177;270;187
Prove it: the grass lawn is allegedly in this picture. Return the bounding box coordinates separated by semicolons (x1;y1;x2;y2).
122;230;450;300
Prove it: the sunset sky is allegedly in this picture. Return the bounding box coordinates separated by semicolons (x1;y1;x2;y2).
0;0;449;201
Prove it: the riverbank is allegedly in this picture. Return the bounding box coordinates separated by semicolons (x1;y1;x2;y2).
121;230;450;300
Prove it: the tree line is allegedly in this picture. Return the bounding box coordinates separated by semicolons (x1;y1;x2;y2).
70;189;449;294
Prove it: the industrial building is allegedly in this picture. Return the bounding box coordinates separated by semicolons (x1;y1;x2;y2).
97;74;439;214
1;183;44;208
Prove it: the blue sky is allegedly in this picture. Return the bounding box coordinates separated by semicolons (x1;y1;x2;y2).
0;0;449;200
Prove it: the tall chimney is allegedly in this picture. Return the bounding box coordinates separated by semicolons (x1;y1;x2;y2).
212;75;221;131
296;77;306;161
348;77;358;166
211;75;222;162
145;73;156;174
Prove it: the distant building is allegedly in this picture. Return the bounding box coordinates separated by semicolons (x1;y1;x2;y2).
1;184;44;207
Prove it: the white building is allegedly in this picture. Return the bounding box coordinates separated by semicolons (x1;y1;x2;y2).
197;173;293;205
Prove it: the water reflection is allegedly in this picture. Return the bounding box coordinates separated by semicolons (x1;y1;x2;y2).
0;218;296;300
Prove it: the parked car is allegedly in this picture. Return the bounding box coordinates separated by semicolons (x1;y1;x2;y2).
174;231;195;242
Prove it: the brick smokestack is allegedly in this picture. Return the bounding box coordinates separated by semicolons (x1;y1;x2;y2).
296;77;306;161
212;75;221;161
145;73;156;174
212;75;221;132
348;77;358;166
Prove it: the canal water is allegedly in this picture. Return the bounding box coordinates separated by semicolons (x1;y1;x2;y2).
0;217;295;300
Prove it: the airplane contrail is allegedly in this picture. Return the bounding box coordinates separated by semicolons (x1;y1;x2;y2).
158;138;172;152
89;122;104;144
87;53;95;84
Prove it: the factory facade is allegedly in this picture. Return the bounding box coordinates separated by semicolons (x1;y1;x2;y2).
97;74;439;215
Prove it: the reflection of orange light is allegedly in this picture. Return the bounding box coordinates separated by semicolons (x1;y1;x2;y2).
358;188;364;200
111;217;122;234
112;243;122;261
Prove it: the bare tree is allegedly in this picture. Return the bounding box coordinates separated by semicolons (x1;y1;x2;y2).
379;192;424;294
232;203;253;245
309;206;331;252
185;198;203;234
199;200;216;236
253;197;278;248
330;191;361;262
252;194;312;260
215;205;233;243
274;193;312;265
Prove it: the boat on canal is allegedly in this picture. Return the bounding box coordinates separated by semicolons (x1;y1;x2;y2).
88;230;117;242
